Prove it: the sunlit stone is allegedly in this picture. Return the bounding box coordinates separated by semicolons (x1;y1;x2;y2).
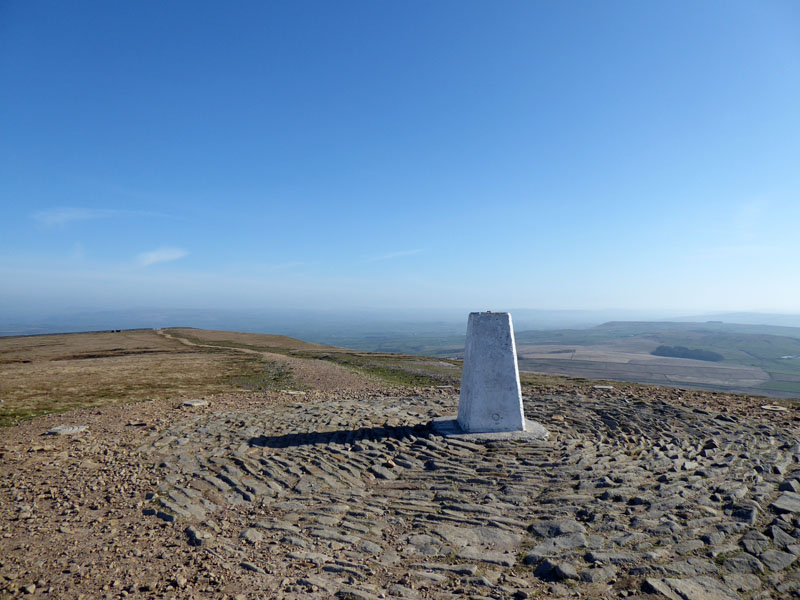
457;311;527;433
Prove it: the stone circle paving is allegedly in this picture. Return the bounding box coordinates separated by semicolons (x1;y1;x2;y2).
131;387;800;599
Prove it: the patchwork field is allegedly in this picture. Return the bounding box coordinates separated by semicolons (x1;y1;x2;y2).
514;322;800;399
517;344;772;394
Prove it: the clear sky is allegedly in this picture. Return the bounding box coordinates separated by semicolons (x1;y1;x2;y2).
2;1;799;317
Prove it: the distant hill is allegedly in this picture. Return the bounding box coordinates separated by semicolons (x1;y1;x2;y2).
665;312;800;328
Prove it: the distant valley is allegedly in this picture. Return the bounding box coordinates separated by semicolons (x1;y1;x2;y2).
322;319;800;399
512;321;800;399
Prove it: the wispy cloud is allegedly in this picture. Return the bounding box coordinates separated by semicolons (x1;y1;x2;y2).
137;247;188;267
365;249;424;262
31;207;168;227
32;208;118;227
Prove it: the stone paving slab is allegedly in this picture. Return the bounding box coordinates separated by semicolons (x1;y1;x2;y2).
135;389;800;598
431;416;549;440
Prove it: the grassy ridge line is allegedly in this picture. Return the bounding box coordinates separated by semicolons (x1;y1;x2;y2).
309;335;466;357
163;328;462;387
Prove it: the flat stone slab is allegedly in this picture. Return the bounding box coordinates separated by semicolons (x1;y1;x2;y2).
432;524;522;549
586;551;643;565
431;417;549;441
457;548;516;566
528;532;588;557
771;492;800;514
759;549;796;571
181;400;208;407
529;519;587;538
128;390;800;599
44;425;88;436
645;576;741;600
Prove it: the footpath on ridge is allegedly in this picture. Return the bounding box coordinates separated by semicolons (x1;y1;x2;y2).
1;374;800;599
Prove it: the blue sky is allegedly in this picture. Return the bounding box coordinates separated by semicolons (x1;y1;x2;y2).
2;1;800;317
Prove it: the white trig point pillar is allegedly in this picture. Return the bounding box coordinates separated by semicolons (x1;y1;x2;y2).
432;311;547;440
457;312;526;433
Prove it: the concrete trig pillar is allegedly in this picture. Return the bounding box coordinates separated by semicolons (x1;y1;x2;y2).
457;311;526;433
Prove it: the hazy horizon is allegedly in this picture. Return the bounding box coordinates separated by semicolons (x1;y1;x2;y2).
5;306;800;340
2;2;799;316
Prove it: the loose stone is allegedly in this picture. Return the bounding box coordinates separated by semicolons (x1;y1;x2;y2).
722;553;765;574
580;565;617;583
240;528;263;544
528;519;587;538
759;549;796;571
771;492;800;514
44;425;88;435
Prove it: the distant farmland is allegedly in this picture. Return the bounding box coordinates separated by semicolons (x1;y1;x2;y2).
513;321;800;399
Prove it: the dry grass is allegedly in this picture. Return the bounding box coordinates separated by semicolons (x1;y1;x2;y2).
165;328;463;387
0;328;465;426
163;328;337;353
0;329;287;426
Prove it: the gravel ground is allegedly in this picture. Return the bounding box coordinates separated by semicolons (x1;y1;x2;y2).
2;379;800;600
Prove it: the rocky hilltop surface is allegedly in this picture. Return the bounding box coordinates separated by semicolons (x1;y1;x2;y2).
2;381;799;599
